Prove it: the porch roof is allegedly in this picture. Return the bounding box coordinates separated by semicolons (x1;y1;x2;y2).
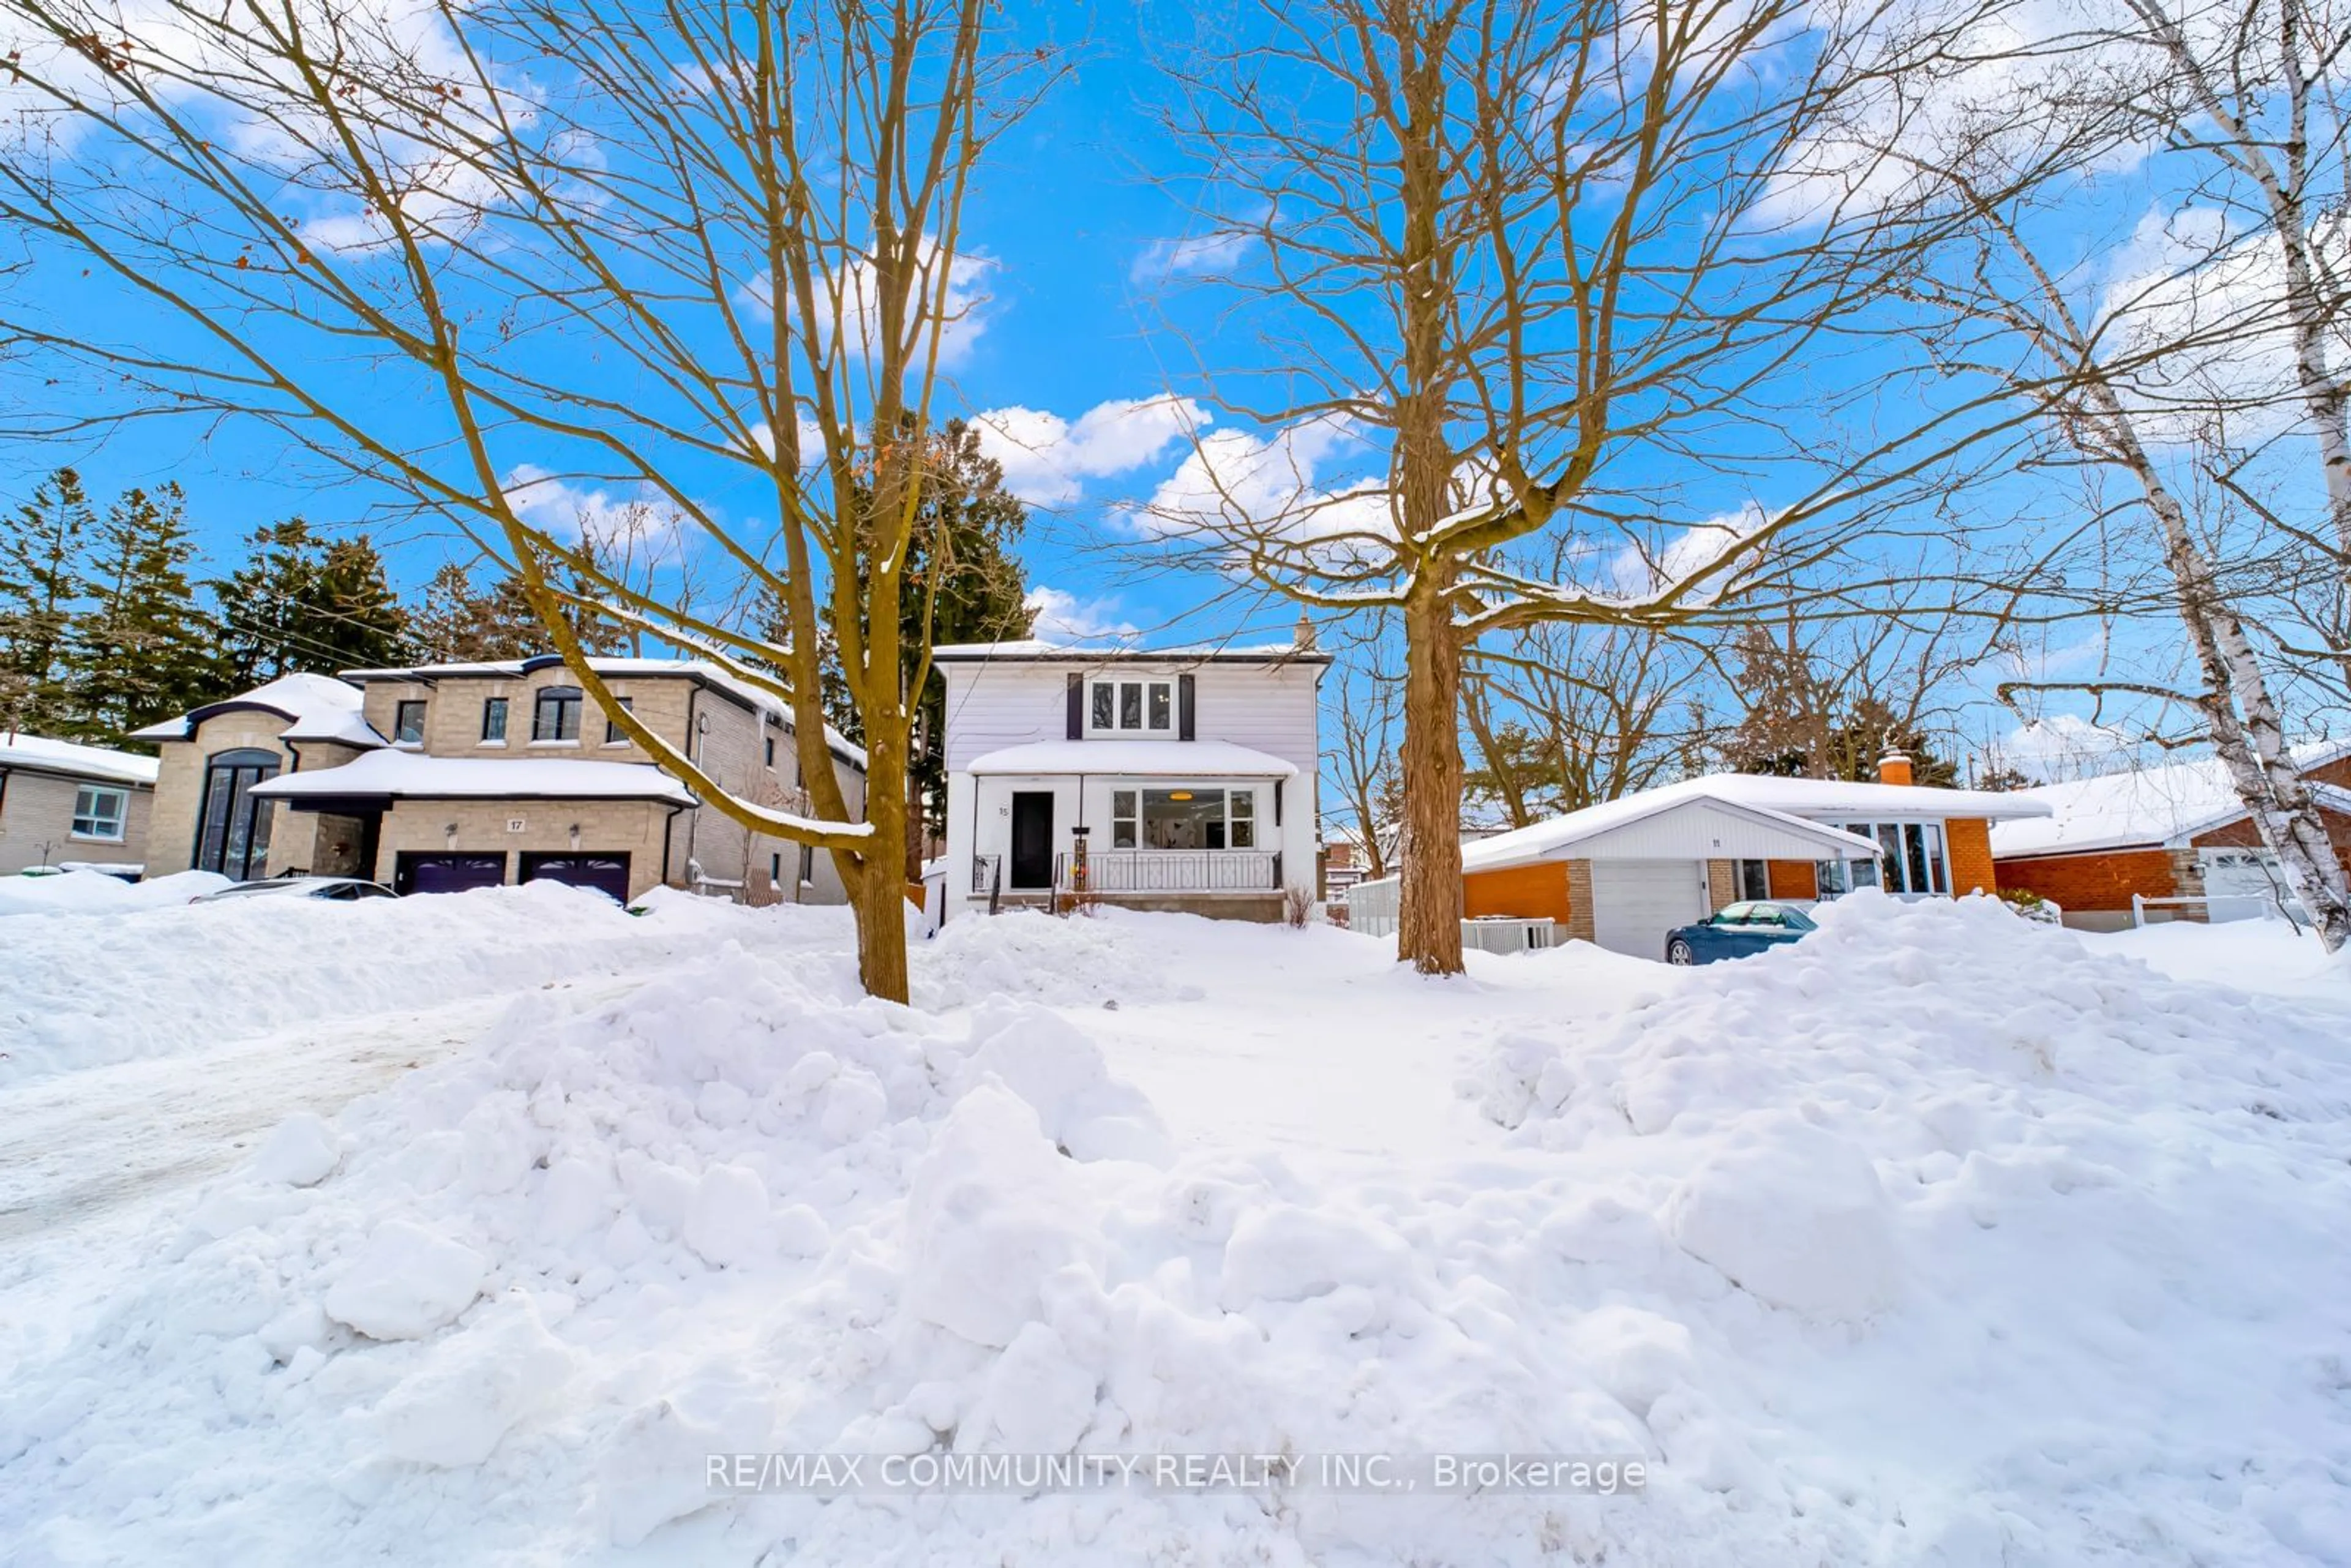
966;739;1300;778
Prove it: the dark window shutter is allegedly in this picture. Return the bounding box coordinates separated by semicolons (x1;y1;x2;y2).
1067;673;1083;740
1178;673;1196;740
1274;779;1284;827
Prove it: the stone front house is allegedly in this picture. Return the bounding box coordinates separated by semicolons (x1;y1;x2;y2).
133;658;866;904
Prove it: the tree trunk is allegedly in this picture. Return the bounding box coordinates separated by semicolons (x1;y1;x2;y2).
846;717;913;1002
2108;397;2351;951
1397;566;1465;975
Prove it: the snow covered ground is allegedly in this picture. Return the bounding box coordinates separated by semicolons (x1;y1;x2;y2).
1;888;2346;1565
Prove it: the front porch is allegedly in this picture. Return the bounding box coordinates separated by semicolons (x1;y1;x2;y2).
951;741;1313;923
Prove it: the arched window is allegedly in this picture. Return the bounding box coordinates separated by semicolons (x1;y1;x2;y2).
197;747;281;880
533;686;583;742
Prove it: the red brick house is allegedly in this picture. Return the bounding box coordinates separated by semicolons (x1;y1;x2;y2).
1989;742;2351;931
1349;754;2049;960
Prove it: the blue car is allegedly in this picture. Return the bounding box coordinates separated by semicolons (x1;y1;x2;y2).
1663;900;1818;964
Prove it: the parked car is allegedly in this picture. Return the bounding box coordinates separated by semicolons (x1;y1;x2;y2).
1664;901;1817;964
192;876;399;904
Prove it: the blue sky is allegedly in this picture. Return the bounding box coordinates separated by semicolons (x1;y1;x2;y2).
0;1;1289;648
4;0;2345;789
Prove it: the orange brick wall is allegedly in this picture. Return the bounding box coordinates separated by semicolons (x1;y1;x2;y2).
1765;860;1819;899
1996;847;2183;912
1946;817;1997;896
1463;861;1573;924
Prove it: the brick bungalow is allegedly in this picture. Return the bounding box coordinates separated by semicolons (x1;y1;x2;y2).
1351;754;2049;960
1989;741;2351;931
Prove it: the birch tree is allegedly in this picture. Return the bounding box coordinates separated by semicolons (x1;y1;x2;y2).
0;0;1049;1000
1834;13;2351;948
1146;0;2014;973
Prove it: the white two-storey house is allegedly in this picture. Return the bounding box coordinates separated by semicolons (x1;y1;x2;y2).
937;631;1328;921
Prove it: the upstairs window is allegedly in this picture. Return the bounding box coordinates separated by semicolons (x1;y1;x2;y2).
1088;678;1174;735
394;699;426;745
604;696;634;745
481;697;508;743
72;785;127;841
533;686;582;742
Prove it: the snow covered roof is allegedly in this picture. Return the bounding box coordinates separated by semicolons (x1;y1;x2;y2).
966;740;1301;778
0;732;160;786
1989;740;2351;858
1461;772;2049;874
246;750;695;806
339;655;867;770
129;673;386;749
932;636;1329;665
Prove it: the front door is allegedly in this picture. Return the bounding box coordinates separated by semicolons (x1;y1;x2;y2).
1009;791;1054;890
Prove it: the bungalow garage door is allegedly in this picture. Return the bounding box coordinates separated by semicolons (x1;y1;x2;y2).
393;852;508;896
1588;859;1709;961
520;852;632;904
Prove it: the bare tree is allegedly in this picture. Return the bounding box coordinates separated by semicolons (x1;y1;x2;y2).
1464;618;1711;823
1324;657;1402;879
1146;0;2017;973
0;0;1052;999
1841;17;2351;948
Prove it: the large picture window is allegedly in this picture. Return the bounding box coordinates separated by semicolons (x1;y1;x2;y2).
72;785;127;841
195;747;279;880
1088;678;1174;735
1109;786;1255;850
1815;820;1946;897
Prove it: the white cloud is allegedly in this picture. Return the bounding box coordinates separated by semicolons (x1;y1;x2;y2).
1130;416;1393;548
971;396;1207;506
2092;206;2351;445
1024;586;1138;644
737;238;994;369
1605;502;1771;598
1131;230;1254;283
1993;715;2139;782
500;462;664;542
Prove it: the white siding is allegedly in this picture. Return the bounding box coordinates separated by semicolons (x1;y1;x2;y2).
1571;801;1863;863
939;654;1324;920
939;660;1323;775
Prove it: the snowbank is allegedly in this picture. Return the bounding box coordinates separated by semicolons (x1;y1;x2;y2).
0;868;228;917
0;882;847;1085
2;894;2347;1564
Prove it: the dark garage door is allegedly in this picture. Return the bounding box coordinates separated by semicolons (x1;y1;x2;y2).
394;852;508;896
520;852;632;903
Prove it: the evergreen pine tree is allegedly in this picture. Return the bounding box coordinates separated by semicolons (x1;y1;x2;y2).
66;482;231;738
0;467;95;733
814;416;1031;868
409;554;624;662
216;518;328;684
216;519;413;680
312;536;413;669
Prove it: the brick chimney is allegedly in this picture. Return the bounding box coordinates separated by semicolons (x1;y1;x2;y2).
1294;611;1318;652
1877;750;1914;787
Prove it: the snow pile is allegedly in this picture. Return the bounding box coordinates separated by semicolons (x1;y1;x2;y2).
4;896;2348;1564
1474;890;2351;1559
0;883;845;1084
0;868;228;917
913;906;1206;1010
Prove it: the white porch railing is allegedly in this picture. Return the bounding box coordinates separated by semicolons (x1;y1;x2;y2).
1055;849;1280;894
